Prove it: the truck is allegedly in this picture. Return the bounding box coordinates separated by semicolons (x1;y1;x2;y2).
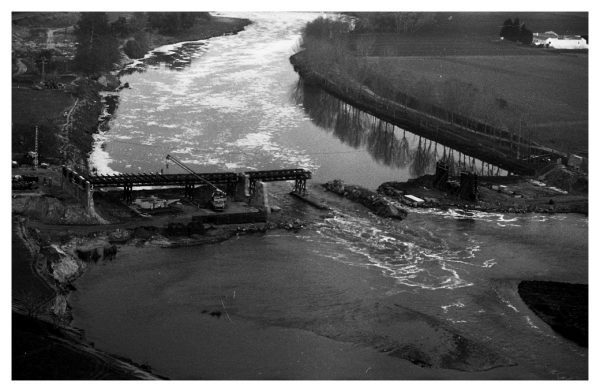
165;154;227;212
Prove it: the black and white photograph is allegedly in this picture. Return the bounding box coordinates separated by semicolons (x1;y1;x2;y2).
7;0;592;383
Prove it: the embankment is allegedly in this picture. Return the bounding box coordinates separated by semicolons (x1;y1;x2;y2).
290;52;537;176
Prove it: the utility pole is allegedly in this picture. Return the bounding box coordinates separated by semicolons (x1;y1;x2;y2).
34;125;39;171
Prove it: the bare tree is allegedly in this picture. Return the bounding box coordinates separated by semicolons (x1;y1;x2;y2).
393;12;437;34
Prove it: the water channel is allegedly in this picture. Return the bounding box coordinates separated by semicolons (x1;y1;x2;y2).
72;12;588;379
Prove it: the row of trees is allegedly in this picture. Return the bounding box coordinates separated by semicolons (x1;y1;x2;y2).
500;18;533;44
349;12;437;34
299;17;529;151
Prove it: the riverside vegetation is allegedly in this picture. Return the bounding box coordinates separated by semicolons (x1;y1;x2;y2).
292;13;587;155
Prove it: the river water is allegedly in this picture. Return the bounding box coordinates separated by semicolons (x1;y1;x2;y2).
73;12;588;379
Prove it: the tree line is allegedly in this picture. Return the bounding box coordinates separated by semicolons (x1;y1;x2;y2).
347;12;437;34
298;16;530;154
500;18;533;44
74;12;212;74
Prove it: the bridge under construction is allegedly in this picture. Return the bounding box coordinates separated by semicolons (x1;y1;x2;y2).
60;166;312;212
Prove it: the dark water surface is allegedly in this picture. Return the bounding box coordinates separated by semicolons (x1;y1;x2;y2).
77;12;588;379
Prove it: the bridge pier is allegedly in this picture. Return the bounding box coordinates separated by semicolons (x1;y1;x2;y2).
249;181;270;213
234;173;250;202
183;182;195;199
248;179;257;197
294;178;307;195
123;183;134;204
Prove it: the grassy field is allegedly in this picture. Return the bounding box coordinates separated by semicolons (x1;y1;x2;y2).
343;12;589;153
373;53;588;152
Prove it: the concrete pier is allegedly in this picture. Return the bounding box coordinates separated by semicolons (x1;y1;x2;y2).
249;181;270;213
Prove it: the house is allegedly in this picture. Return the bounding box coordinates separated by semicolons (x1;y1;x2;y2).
532;31;558;46
533;31;588;49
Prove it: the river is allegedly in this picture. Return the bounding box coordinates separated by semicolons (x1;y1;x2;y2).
73;12;588;380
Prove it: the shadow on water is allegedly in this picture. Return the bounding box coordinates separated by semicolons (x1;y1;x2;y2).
293;79;506;178
120;41;208;75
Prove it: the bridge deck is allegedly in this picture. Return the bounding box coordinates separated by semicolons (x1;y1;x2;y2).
85;169;311;188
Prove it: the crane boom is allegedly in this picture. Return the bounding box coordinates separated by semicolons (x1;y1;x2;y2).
165;154;224;194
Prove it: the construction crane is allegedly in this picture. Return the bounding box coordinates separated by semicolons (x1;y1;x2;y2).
165;154;227;211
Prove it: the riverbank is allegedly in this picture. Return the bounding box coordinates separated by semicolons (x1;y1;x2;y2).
377;173;587;215
12;170;313;379
291;51;540;176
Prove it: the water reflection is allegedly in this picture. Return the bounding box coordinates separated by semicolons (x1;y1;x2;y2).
294;80;506;178
120;41;208;75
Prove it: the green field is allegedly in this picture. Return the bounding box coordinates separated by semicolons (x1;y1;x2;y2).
374;53;588;152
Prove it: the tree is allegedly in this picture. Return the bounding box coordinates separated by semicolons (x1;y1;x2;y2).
73;12;120;74
500;17;532;44
520;24;533;44
392;12;436;34
110;16;131;37
146;12;198;34
500;18;520;41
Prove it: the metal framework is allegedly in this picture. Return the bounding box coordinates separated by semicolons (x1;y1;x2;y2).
63;165;312;206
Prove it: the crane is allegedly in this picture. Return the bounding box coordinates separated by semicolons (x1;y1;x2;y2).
165;154;227;211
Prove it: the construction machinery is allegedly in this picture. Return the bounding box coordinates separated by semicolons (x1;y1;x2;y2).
165;154;227;211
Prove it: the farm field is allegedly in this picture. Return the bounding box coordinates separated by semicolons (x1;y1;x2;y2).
373;53;588;153
341;12;589;154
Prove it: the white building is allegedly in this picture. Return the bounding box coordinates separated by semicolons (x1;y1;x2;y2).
532;31;558;46
533;31;588;49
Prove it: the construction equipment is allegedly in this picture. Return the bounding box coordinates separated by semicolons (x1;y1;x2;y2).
165;154;227;211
